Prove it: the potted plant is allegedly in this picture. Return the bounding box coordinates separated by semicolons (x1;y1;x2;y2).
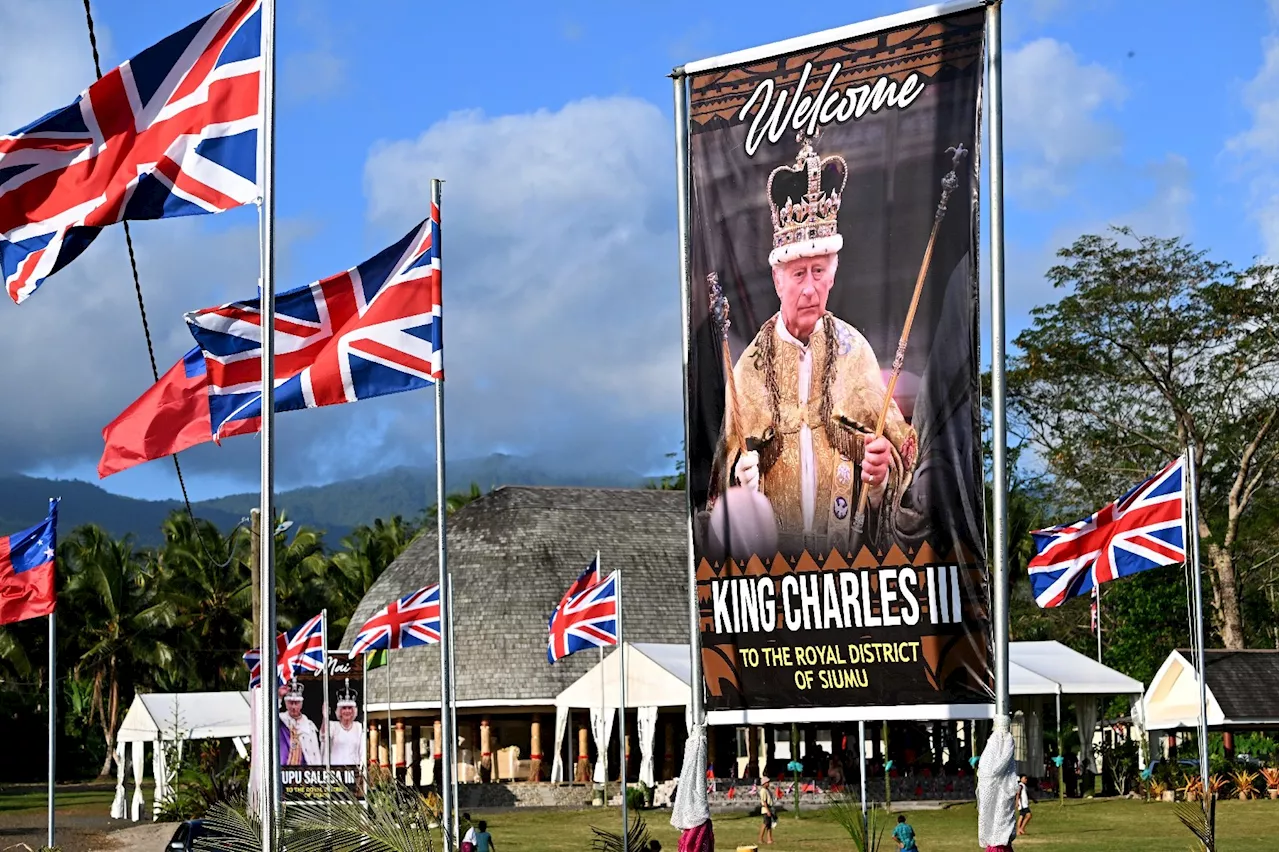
1230;769;1258;800
1261;767;1279;800
1147;779;1169;802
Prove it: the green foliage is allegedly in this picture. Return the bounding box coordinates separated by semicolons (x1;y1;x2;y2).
157;741;248;822
1095;737;1141;795
646;452;687;491
625;784;647;811
589;811;653;852
828;791;887;852
1172;798;1216;851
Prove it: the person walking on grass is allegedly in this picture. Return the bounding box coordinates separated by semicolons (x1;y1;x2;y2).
1016;775;1032;836
893;814;919;852
473;819;495;852
757;776;776;845
461;812;477;852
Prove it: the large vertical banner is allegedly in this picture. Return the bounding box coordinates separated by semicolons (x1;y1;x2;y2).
683;3;992;721
281;651;366;801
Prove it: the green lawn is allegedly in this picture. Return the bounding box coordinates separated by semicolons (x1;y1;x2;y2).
460;799;1278;852
0;787;117;814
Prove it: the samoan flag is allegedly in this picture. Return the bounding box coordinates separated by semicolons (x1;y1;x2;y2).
1027;457;1187;608
0;499;59;625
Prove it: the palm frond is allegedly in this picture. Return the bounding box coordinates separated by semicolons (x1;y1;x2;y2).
1172;798;1215;852
589;812;652;852
285;775;437;852
828;789;886;852
193;799;260;852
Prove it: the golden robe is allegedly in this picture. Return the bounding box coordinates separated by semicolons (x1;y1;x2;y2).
714;312;918;555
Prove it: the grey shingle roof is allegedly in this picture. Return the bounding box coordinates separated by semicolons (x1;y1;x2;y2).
340;487;691;707
1189;649;1279;722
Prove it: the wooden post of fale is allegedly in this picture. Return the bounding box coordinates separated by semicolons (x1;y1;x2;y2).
663;721;675;780
378;724;390;771
479;716;492;783
577;723;591;783
529;715;543;781
369;724;380;772
395;720;406;780
745;727;758;779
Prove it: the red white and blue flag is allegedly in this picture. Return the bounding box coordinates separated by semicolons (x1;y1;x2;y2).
0;499;59;626
185;211;442;440
1028;457;1186;608
243;614;325;688
547;563;618;663
349;584;442;656
0;0;262;304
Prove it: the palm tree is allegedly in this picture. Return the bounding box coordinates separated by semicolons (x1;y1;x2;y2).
156;512;254;690
273;518;333;630
60;525;177;777
329;516;420;637
423;483;485;525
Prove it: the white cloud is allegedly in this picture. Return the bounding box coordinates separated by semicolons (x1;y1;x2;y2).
364;97;682;474
1005;38;1127;199
1223;7;1279;261
281;4;348;103
0;0;111;133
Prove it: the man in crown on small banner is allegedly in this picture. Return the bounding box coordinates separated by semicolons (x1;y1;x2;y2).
706;135;917;560
280;680;323;766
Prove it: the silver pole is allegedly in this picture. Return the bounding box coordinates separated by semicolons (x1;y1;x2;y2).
387;647;394;777
322;611;332;802
432;176;457;849
984;0;1010;723
857;720;867;831
48;610;56;849
1095;587;1103;664
1185;446;1211;824
617;569;628;852
671;70;703;728
447;574;459;839
257;0;280;845
598;552;607;805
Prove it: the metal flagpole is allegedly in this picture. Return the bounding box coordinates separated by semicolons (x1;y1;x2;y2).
432;176;458;850
671;68;703;730
48;610;56;849
1095;587;1103;664
322;611;331;789
447;574;459;837
857;720;867;835
617;568;628;852
387;648;394;777
1184;446;1211;829
598;551;606;805
1055;688;1065;805
985;0;1010;726
256;1;281;847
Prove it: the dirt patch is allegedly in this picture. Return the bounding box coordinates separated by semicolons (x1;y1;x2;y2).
92;822;178;852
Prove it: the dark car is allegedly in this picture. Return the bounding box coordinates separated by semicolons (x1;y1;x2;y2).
165;819;207;852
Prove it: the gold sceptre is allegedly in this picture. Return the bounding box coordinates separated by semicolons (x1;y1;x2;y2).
708;272;748;463
852;143;969;533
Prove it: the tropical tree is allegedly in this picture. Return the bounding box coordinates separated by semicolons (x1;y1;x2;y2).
272;518;333;630
1007;229;1278;648
329;516;419;637
423;482;486;525
156;512;253;691
60;525;177;777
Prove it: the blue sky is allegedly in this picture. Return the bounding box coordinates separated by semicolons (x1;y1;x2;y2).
0;0;1275;503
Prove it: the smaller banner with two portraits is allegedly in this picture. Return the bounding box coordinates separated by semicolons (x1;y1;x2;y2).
279;651;367;801
682;2;993;721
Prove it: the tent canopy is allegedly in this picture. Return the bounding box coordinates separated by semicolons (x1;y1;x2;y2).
555;643;691;710
1011;641;1144;696
116;691;251;742
1143;649;1279;731
554;640;1141;714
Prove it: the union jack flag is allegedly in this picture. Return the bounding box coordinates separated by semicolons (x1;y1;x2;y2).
547;569;618;663
185;211;441;439
349;584;442;656
0;0;261;304
243;613;326;687
1028;457;1186;608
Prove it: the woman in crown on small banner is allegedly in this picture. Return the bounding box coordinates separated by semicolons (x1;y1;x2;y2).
324;679;364;765
280;680;323;766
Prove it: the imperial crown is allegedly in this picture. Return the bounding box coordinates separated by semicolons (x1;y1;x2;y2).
336;678;358;708
767;133;847;267
284;679;305;701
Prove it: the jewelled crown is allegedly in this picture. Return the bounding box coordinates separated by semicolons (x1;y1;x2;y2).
767;133;847;267
336;678;358;708
284;679;305;701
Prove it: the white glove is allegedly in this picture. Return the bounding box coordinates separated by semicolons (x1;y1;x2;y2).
734;450;760;492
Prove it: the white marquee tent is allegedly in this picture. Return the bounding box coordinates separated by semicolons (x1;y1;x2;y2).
112;691;251;822
549;641;1145;783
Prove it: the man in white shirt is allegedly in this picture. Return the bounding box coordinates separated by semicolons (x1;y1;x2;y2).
707;136;917;558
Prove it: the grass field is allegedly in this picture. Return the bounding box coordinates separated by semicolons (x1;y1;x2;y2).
0;786;117;813
459;799;1278;852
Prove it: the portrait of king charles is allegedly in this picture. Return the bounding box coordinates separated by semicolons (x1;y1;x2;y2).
704;135;919;560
